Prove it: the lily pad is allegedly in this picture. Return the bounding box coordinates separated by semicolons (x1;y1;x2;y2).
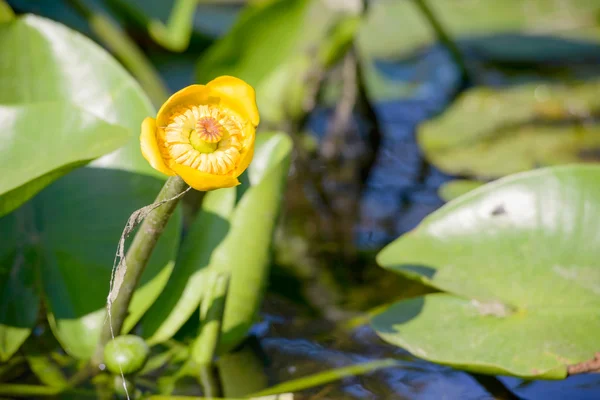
373;165;600;378
418;81;600;178
357;0;600;60
0;15;160;216
438;179;485;202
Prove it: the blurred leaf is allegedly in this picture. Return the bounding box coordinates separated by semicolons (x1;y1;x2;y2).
0;384;60;396
0;0;14;22
147;394;293;400
374;165;600;378
196;0;310;85
218;343;269;397
357;0;600;60
0;217;39;362
148;0;199;52
77;5;170;108
196;0;339;124
438;179;485;202
317;15;361;67
419;80;600;178
138;348;175;376
140;133;292;352
25;353;67;388
0;15;154;216
250;359;399;397
0;355;26;381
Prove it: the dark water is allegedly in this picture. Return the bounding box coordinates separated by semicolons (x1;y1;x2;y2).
6;1;600;399
256;298;600;400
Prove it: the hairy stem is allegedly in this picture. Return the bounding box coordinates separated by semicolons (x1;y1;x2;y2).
412;0;471;85
92;176;188;367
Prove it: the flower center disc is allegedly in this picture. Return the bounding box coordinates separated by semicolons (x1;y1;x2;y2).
197;117;223;143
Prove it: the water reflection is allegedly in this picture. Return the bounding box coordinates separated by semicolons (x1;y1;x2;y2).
259;303;600;399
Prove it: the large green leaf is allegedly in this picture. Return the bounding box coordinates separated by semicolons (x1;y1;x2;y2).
0;168;180;360
0;204;39;362
0;15;181;360
140;133;292;351
0;15;159;216
357;0;600;60
418;81;600;178
373;165;600;378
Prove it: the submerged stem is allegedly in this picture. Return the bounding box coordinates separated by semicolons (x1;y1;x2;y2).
412;0;471;85
92;176;189;367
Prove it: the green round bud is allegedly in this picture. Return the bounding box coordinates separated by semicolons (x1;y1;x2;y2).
103;335;150;375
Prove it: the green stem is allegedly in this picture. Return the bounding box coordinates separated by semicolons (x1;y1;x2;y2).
412;0;471;85
192;273;230;365
92;176;189;367
0;384;60;397
199;364;222;398
193;273;229;398
148;0;200;52
65;0;170;106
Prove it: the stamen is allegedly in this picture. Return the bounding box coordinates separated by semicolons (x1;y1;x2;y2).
196;117;224;143
165;105;244;175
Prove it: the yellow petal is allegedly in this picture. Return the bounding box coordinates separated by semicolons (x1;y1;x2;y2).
170;162;240;191
156;84;214;127
233;126;256;178
234;145;254;179
140;117;175;176
207;76;260;127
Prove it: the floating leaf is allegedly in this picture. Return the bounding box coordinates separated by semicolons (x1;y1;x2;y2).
418;81;600;178
373;165;600;378
438;179;485;202
357;0;600;60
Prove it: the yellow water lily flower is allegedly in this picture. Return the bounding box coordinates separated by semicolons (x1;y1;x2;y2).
140;76;259;191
